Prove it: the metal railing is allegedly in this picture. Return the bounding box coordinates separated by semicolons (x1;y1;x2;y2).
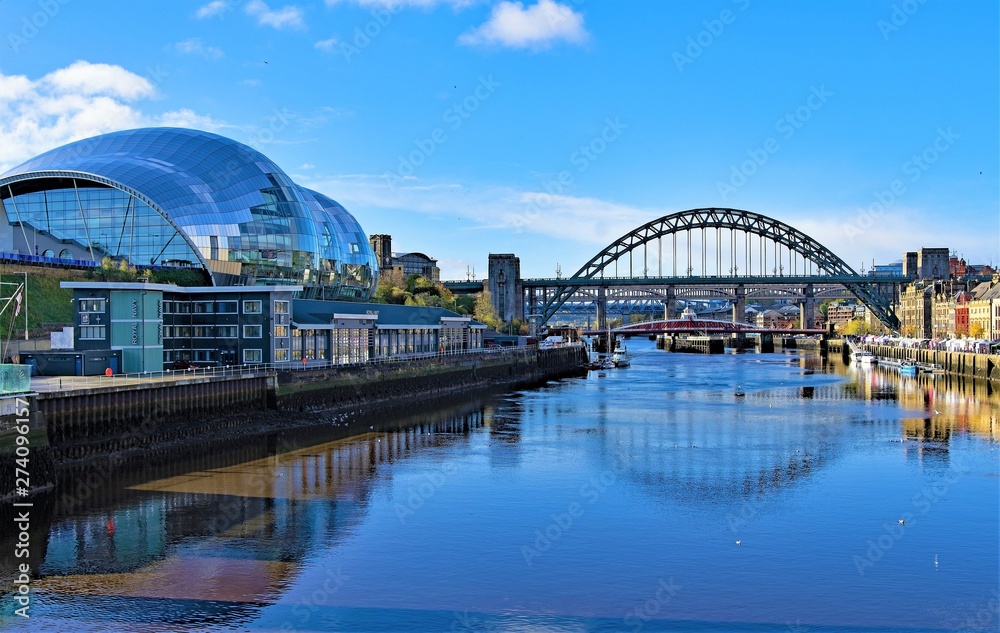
30;343;585;392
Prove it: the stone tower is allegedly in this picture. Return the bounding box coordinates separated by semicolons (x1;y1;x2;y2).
488;254;523;323
369;234;393;269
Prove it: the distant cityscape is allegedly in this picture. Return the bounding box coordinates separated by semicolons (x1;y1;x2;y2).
387;234;998;343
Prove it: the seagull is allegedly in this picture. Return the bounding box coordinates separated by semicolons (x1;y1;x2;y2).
898;519;905;525
736;540;742;546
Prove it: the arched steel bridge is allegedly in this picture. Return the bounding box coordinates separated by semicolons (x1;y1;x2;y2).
526;208;901;330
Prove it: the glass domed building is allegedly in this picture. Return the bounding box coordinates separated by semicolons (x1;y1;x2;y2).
0;128;378;300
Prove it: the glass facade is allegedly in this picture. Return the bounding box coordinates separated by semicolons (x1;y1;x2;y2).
0;128;379;300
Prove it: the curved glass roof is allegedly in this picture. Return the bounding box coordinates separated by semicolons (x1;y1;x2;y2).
0;128;379;299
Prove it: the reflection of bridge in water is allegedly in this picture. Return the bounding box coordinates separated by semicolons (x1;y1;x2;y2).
445;209;907;332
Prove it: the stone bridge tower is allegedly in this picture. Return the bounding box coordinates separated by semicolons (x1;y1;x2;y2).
488;254;524;323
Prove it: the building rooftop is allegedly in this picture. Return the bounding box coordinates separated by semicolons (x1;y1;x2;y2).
292;299;484;328
61;282;303;294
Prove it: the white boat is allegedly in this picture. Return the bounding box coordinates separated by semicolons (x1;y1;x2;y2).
852;351;877;366
611;339;631;367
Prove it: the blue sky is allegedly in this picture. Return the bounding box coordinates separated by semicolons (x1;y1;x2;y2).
1;0;997;279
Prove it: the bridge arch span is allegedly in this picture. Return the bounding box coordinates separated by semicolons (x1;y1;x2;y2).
537;208;898;329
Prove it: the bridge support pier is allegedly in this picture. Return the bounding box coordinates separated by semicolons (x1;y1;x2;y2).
664;286;676;320
800;283;815;330
597;286;607;331
733;284;745;324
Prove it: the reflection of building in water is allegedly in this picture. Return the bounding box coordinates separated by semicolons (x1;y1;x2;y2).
842;358;999;445
32;408;484;628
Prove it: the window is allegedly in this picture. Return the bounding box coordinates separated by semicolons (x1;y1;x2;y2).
174;302;191;314
243;300;262;314
217;301;238;313
193;301;214;314
275;349;289;361
193;326;213;338
79;298;106;313
274;325;288;337
58;249;73;259
243;349;262;363
244;325;262;338
79;325;106;340
274;300;289;314
217;326;237;338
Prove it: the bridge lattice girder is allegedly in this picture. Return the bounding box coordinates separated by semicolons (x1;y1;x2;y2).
537;208;899;329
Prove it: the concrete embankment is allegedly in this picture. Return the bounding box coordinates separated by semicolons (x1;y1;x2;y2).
276;346;585;411
1;346;587;495
862;344;1000;382
826;338;1000;382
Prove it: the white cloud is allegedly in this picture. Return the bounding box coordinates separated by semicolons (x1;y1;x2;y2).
240;78;262;87
304;174;649;248
324;0;478;8
459;0;588;50
245;0;306;29
172;38;224;61
43;60;155;101
196;0;230;18
314;37;339;52
0;62;227;172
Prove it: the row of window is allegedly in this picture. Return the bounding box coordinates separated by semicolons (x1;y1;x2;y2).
161;299;289;315
79;325;106;340
164;349;262;363
161;324;288;339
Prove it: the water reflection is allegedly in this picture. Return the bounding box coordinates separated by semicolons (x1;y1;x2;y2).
5;342;998;632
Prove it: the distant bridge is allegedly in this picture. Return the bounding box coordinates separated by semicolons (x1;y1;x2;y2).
583;317;824;337
444;208;905;332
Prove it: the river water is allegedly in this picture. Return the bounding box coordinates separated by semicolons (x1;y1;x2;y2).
3;339;999;632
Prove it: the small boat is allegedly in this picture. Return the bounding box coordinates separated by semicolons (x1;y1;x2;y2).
852;351;877;366
611;340;631;368
899;360;917;377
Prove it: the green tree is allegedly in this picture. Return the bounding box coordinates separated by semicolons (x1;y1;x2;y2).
473;290;502;330
374;268;408;304
839;318;871;336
